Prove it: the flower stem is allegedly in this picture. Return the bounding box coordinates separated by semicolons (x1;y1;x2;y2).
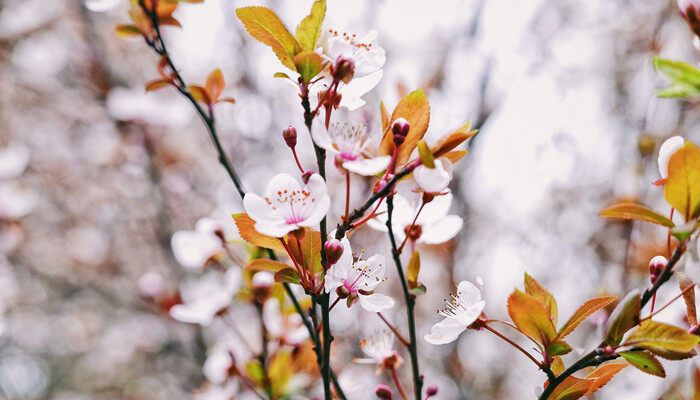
377;312;410;346
481;321;541;367
392;367;409;400
642;283;695;322
344;171;351;222
398;201;426;254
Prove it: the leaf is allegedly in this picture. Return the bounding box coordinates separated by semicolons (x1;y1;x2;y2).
232;213;285;252
546;340;572;357
235;6;302;70
205;68;225;102
116;24;142;37
548;376;590;400
246;360;264;383
274;268;301;284
657;83;700;98
557;296;617;339
431;122;477;158
294;0;326;51
417;141;435;168
188;85;211;105
407;251;420;288
507;289;557;346
285;230;322;273
443;150;468;163
246;258;290;273
623;319;700;353
654;57;700;90
145;79;171;91
551;357;566;375
294;51;323;83
664;141;700;220
379;89;431;165
524;272;558;326
678;272;697;326
274;72;291;79
604;289;640;346
599;203;675;228
647;347;696;360
268;351;293;396
618;351;665;377
583;362;628;395
380;101;390;134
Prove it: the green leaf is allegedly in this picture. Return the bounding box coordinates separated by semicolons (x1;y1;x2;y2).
599;203;675;228
116;24;142;37
654;57;700;86
524;272;558;326
294;51;323;83
246;360;264;382
274;72;291;79
407;251;420;288
295;0;326;51
657;82;700;98
409;283;426;296
623;320;700;353
618;350;666;377
235;6;302;70
507;289;557;347
664;141;700;220
546;340;573;357
603;290;640;346
671;221;697;242
557;296;617;339
274;268;301;284
417;141;435;168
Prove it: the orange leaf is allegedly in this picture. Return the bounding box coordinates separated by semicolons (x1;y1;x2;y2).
443;150;468;163
557;296;617;339
547;376;590;400
232;213;285;252
380;101;390;135
431;122;477;158
583;361;628;395
245;258;290;272
524;272;558;326
115;24;142;37
678;272;697;326
599;203;675;228
664;141;700;220
206;69;225;102
507;289;557;346
220;97;237;104
379;89;431;165
145;79;172;92
188;85;212;105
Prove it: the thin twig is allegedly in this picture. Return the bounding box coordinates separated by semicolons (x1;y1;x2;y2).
377;312;411;346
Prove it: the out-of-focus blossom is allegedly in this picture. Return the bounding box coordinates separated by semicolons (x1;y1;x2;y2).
252;271;275;290
171;218;225;270
0;143;29;180
658;136;685;180
203;346;234;385
313;122;391;175
170;269;240;326
425;279;485;345
413;158;453;195
193;382;239;400
354;330;402;374
263;299;309;345
138;272;165;298
243;173;330;237
0;182;38;219
84;0;120;12
324;236;394;312
368;193;462;245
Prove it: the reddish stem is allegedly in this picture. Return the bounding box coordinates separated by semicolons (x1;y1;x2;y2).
391;368;408;400
377;312;410;346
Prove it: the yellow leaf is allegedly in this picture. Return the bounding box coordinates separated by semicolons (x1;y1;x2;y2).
188;84;211;104
205;68;225;102
507;289;557;346
380;101;390;134
236;6;302;70
431;122;477;158
664;141;700;220
295;0;326;51
618;351;666;377
417;141;435;168
294;51;323;83
599;203;675;228
145;79;171;91
623;320;700;353
268;351;293;396
245;258;290;272
115;24;142;37
285;230;322;273
407;251;420;288
524;272;558;326
232;213;285;252
557;296;617;339
379;89;431;165
443;150;468;163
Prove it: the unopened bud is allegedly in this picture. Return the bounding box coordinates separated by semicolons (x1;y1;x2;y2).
283;126;297;149
252;271;274;290
426;385;439;397
375;384;393;400
679;0;700;36
301;170;314;184
331;56;355;84
336;285;350;299
392;118;410;146
324;239;344;266
649;255;667;281
374;173;394;194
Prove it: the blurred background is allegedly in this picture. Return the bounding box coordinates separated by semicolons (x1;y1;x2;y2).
1;0;699;399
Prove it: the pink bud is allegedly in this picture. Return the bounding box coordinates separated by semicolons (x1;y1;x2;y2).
678;0;700;35
283;126;297;149
392;118;410;146
331;56;355;84
649;255;667;276
374;173;395;194
301;170;314;184
375;384;393;400
426;385;439;397
324;238;344;266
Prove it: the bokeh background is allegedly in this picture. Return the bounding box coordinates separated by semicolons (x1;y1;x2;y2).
1;0;700;399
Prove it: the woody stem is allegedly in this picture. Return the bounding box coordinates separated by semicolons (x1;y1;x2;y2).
481;321;542;367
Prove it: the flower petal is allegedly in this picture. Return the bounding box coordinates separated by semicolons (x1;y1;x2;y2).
424;317;466;345
359;293;395;312
343;156;391;176
420;215;463;244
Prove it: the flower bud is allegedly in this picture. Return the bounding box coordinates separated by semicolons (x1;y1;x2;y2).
649;255;667;276
392;118;410;146
331;56;355;84
252;271;274;290
283;126;297;149
679;0;700;36
324;239;344;266
336;285;350;299
426;385;439;397
375;384;393;400
374;173;394;194
301;170;314;184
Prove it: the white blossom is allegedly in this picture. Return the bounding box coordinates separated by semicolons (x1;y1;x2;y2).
354;330;402;373
425;279;485;345
413;158;453;195
313;122;391;175
171;218;225;270
170;269;241;326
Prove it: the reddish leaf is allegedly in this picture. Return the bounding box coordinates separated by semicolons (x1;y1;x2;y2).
188;85;212;105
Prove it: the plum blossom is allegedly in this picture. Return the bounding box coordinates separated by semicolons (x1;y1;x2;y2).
313;122;391;175
263;299;309;345
244;173;330;238
324;236;394;312
413;158;453;195
368;192;463;245
170;268;240;326
354;330;402;373
658;136;685;180
171;217;225;270
316;29;386;110
425;279;485;345
0;143;29;180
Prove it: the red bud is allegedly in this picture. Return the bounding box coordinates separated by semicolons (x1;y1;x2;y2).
283;126;297;149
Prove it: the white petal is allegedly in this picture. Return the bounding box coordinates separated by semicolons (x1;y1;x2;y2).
255;221;295;238
171;230;222;270
359;293;395;312
458;300;486;326
339;70;383;108
305;173;329;201
298;194;330;228
456;280;483;305
0;143;29;180
417;193;453;225
264;173;301;199
343;156;391;175
424;318;466;345
243;193;276;223
414;161;451;194
420;215;463;244
658;136;685;179
170;303;216;326
312;126;336;153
